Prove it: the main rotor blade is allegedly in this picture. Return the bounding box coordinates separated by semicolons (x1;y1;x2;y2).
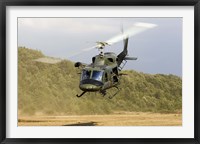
67;46;97;58
70;22;157;57
82;46;97;52
34;57;63;64
106;22;157;45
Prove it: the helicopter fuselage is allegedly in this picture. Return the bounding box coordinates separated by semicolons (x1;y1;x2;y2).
79;52;120;93
75;36;138;98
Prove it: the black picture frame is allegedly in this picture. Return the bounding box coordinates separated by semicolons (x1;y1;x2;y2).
0;0;199;144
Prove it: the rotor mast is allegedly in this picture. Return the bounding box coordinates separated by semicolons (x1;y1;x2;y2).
96;41;110;57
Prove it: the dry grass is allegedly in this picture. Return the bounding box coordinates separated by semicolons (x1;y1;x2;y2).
18;112;182;126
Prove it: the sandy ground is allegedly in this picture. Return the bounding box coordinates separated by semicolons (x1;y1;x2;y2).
18;112;182;126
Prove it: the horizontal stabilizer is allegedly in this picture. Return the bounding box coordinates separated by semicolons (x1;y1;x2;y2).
124;56;137;60
119;73;128;76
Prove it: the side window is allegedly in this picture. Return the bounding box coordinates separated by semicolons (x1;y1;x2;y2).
81;70;91;80
105;72;108;81
112;67;118;75
113;76;118;82
92;57;95;63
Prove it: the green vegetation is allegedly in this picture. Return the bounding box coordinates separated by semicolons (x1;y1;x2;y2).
18;47;182;116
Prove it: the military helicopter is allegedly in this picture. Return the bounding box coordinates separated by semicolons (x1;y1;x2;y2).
35;22;157;99
74;39;133;99
74;22;157;98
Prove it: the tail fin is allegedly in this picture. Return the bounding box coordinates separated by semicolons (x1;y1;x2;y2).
117;37;128;66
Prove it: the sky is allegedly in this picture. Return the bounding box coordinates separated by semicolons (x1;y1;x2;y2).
18;18;182;77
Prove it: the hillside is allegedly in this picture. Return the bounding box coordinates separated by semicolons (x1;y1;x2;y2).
18;47;182;116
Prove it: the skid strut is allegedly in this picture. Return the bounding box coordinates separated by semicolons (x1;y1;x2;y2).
76;91;86;98
108;86;120;99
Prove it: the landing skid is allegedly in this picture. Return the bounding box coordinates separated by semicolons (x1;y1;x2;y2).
100;90;106;96
100;86;120;99
108;86;120;99
77;86;120;99
76;91;86;98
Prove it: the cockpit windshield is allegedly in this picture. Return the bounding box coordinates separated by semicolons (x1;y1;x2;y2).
81;70;103;81
81;70;91;80
92;70;103;81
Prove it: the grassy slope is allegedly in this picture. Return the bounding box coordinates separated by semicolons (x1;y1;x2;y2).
18;47;182;116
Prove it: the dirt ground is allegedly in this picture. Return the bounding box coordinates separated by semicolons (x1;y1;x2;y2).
18;112;182;126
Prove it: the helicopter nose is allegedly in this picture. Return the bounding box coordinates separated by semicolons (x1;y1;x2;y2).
80;84;101;92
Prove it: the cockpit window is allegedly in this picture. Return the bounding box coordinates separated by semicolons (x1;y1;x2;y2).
81;70;103;81
81;70;91;80
92;71;103;81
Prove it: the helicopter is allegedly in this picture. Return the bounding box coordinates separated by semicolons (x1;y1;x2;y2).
74;38;135;99
74;22;157;98
35;22;157;99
